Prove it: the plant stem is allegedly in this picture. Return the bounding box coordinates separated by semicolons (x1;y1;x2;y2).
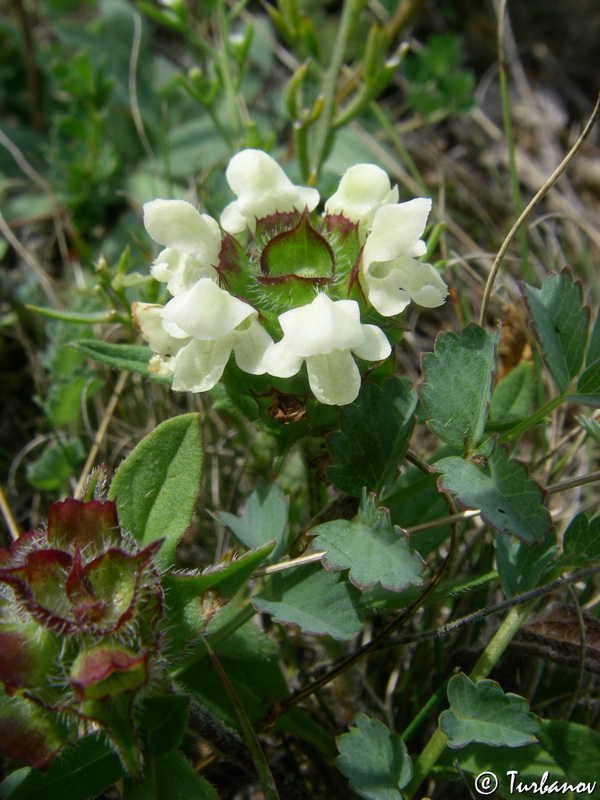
497;394;564;444
308;0;367;182
497;0;531;281
403;599;538;799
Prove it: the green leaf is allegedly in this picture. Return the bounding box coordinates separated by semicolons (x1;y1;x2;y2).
335;713;412;800
3;733;124;800
562;513;600;560
138;695;190;756
420;324;497;451
310;491;425;592
176;616;288;727
253;563;363;640
576;414;600;444
26;437;84;491
521;268;590;392
327;378;417;496
162;541;276;609
436;739;567;799
435;443;552;544
489;362;533;421
586;309;600;367
216;481;288;562
570;357;600;404
538;720;600;799
69;339;172;383
108;413;203;568
495;531;556;598
123;750;217;800
440;673;540;748
26;304;118;323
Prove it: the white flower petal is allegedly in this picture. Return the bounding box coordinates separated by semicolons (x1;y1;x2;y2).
222;149;319;232
232;318;273;375
278;293;364;357
324;164;399;234
393;260;449;308
151;248;218;295
362;198;432;266
172;337;233;392
306;351;361;406
143;199;221;260
220;200;248;235
262;340;304;378
161;278;255;340
132;302;190;356
352;324;391;362
360;266;412;317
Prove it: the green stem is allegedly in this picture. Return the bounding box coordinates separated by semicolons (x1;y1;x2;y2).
403;600;538;799
308;0;367;182
498;57;531;281
216;0;242;142
497;393;564;444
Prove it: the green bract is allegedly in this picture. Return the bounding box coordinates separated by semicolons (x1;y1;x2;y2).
0;496;165;778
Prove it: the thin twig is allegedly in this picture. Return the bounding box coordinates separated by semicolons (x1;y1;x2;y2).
74;370;130;498
129;12;155;163
478;92;600;325
0;485;20;542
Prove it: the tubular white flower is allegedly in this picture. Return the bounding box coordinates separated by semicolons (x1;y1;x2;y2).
263;293;391;405
360;199;448;316
131;302;190;377
143;199;222;295
220;149;320;234
157;278;273;392
324;164;399;238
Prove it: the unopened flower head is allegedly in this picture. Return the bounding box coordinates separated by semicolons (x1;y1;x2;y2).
0;494;164;777
137;149;448;406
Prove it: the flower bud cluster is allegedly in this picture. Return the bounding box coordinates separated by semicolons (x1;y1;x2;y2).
0;497;164;776
134;149;448;406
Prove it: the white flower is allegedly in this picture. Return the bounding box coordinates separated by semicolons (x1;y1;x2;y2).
131;302;190;378
220;149;320;234
143;199;222;295
360;199;448;316
263;293;391;405
159;278;273;392
324;164;399;238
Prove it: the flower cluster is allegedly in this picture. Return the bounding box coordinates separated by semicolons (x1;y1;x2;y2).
0;496;164;777
134;149;448;406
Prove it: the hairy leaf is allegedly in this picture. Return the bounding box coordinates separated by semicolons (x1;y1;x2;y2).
162;541;276;609
310;491;425;592
420;324;497;451
123;750;217;800
216;482;288;563
336;713;412;800
108;414;203;568
327;378;417;496
435;444;552;544
253;564;362;640
138;695;190;757
521;269;589;393
69;340;171;383
2;732;124;800
440;673;540;748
